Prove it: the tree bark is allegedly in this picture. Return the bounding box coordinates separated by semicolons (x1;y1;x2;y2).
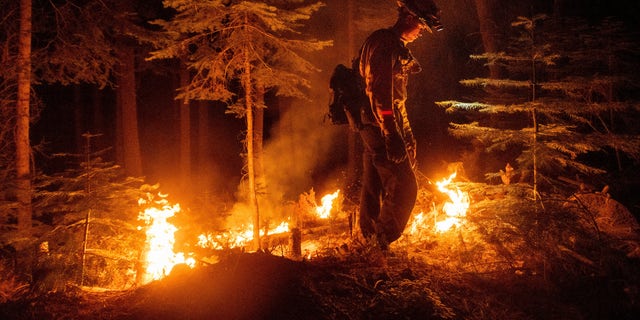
15;0;32;235
254;82;265;206
474;0;501;79
73;85;85;153
113;0;142;177
115;43;142;177
245;60;260;251
90;87;107;152
178;66;192;198
243;14;260;250
196;100;211;191
345;0;362;232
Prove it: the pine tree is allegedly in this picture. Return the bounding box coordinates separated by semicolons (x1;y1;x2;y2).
148;0;332;250
31;136;153;289
437;15;640;197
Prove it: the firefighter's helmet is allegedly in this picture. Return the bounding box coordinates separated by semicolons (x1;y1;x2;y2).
397;0;443;32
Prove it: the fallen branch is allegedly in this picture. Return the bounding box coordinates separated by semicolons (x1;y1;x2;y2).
557;245;595;266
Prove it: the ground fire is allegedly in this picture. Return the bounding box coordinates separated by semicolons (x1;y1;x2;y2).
434;172;470;233
405;172;470;238
137;177;469;284
137;189;345;282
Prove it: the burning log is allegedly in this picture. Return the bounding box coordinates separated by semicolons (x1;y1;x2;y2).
290;228;302;257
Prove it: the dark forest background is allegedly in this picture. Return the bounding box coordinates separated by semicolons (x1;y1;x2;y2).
3;0;640;228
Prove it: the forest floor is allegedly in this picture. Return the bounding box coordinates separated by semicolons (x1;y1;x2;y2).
1;183;640;319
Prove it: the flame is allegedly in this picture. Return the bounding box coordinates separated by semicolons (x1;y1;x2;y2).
138;193;195;283
197;221;290;250
315;189;340;219
197;189;339;250
434;172;470;233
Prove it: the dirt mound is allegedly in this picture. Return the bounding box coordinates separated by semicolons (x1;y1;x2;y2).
113;251;446;320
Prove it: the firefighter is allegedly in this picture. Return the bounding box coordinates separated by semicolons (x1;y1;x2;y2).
357;0;442;250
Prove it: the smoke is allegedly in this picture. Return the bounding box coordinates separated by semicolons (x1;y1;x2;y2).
227;0;400;225
261;95;345;216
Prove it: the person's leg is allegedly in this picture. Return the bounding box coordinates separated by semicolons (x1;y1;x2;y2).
358;126;385;239
359;151;381;238
374;157;418;247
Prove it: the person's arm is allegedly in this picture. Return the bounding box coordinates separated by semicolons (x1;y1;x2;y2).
369;41;408;163
367;41;395;134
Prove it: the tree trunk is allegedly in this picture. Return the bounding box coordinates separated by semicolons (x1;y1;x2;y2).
115;44;143;177
345;0;361;232
196;100;211;191
90;87;107;152
474;0;501;79
73;85;85;153
553;0;564;20
15;0;32;235
242;16;260;250
254;82;265;205
178;66;192;198
245;70;260;251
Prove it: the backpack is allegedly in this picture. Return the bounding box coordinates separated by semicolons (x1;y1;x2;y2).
327;58;368;131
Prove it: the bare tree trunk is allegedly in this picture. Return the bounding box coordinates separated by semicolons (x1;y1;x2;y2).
15;0;32;235
254;83;266;202
243;15;260;250
90;87;107;151
115;44;142;177
178;66;192;198
345;0;361;233
553;0;564;20
113;0;142;177
73;86;85;153
196;100;211;191
474;0;501;79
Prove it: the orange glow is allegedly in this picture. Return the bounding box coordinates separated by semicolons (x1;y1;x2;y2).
137;193;195;284
315;189;340;219
197;221;290;250
434;172;470;233
197;190;340;253
408;211;427;235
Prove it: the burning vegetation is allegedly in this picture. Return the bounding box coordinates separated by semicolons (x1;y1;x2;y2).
2;166;639;319
1;1;639;319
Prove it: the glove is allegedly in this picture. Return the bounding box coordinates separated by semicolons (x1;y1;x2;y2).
384;131;407;163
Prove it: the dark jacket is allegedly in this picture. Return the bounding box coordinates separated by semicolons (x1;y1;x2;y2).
358;28;421;146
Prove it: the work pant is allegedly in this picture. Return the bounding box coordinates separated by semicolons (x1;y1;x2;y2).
358;125;418;249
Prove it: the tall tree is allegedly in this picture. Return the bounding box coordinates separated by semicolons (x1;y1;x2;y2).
177;65;192;198
1;0;158;234
113;1;143;177
36;0;155;177
15;0;33;234
149;0;331;249
474;0;501;79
